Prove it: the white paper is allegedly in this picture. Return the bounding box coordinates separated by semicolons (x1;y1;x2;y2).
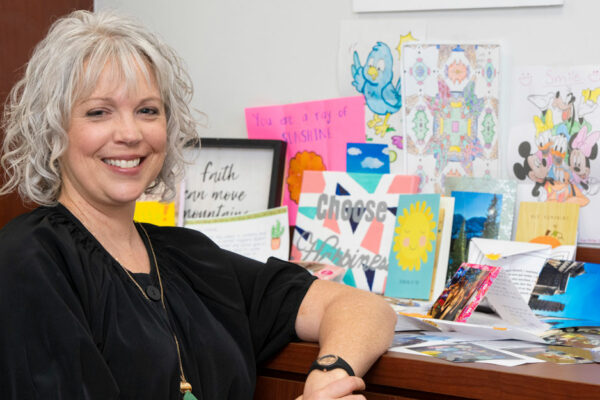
485;270;549;331
467;238;551;302
185;207;289;263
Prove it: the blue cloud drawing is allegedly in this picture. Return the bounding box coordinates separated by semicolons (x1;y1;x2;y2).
361;157;384;169
348;146;362;156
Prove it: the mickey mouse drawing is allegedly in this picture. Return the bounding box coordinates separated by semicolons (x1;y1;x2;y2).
513;141;554;197
515;88;600;206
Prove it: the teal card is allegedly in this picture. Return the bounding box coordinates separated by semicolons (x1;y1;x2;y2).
385;194;440;300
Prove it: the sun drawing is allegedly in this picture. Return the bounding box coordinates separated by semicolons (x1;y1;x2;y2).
392;201;436;271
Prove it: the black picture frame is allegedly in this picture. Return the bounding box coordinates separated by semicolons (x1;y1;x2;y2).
182;138;286;221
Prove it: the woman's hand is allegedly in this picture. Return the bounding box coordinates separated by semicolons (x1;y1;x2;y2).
296;370;366;400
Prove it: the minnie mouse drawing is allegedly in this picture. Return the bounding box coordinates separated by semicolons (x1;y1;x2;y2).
568;125;600;190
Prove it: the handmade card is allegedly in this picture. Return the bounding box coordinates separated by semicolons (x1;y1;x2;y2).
291;170;420;293
338;20;427;173
429;263;499;322
245;96;366;225
447;190;505;284
402;43;501;193
444;176;516;240
508;65;600;245
515;201;579;260
185;207;289;263
385;193;440;299
346;142;390;174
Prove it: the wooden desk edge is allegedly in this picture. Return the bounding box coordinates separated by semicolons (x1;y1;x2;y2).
259;342;600;400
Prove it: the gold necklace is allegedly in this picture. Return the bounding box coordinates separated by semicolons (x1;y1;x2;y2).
117;223;197;400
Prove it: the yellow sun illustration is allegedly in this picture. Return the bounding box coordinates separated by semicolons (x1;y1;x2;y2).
392;201;436;271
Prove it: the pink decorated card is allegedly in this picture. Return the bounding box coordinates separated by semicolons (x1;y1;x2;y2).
429;263;500;322
245;96;366;225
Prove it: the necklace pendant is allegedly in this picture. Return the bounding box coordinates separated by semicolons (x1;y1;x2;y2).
182;390;198;400
180;380;197;399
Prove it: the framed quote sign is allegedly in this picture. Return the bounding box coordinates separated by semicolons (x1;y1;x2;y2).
182;138;286;221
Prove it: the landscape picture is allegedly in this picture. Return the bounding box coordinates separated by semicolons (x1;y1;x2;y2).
447;191;503;283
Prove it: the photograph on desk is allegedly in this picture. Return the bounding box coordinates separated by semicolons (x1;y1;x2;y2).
509;65;600;246
504;345;595;364
291;170;419;294
401;43;501;193
446;190;504;283
444;176;517;240
528;259;600;328
428;263;499;322
406;342;522;363
337;19;427;173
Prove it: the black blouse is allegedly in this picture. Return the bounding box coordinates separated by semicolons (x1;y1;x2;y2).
0;204;315;399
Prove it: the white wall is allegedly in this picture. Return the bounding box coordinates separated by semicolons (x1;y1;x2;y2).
95;0;599;140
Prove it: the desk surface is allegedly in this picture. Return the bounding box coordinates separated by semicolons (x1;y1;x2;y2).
256;342;600;400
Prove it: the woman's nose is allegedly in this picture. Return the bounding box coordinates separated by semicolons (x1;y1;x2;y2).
114;114;142;144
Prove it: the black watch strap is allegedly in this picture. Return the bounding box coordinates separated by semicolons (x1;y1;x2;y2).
308;354;355;376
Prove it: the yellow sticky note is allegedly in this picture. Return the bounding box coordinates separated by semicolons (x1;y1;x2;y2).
134;201;176;226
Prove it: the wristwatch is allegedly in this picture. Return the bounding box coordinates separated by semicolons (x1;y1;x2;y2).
308;354;355;376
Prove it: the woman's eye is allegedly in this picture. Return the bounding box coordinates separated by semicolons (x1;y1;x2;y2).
86;109;106;117
139;107;159;115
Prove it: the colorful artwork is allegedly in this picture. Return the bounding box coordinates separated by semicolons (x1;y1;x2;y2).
429;263;500;322
447;191;503;283
402;44;501;193
291;171;420;293
385;194;440;299
509;66;600;244
338;20;427;173
245;96;366;225
346;142;390;174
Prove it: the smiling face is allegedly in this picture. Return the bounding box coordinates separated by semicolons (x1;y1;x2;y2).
392;201;436;271
59;60;167;211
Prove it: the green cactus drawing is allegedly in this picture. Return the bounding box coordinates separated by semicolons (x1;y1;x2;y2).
271;220;285;239
271;220;285;250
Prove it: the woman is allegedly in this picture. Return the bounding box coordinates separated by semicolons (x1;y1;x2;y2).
0;10;396;400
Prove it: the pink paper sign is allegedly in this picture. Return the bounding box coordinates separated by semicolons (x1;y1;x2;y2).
245;96;366;225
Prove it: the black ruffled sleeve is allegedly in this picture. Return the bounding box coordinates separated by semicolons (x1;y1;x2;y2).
0;213;119;400
226;253;317;364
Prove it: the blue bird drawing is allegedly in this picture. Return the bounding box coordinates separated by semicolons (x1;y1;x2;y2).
351;42;402;136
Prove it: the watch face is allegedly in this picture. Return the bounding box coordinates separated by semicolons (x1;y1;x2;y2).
318;355;339;366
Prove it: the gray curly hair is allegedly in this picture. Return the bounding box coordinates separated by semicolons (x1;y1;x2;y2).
1;10;199;205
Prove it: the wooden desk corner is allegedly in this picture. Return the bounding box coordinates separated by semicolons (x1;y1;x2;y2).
255;342;600;400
